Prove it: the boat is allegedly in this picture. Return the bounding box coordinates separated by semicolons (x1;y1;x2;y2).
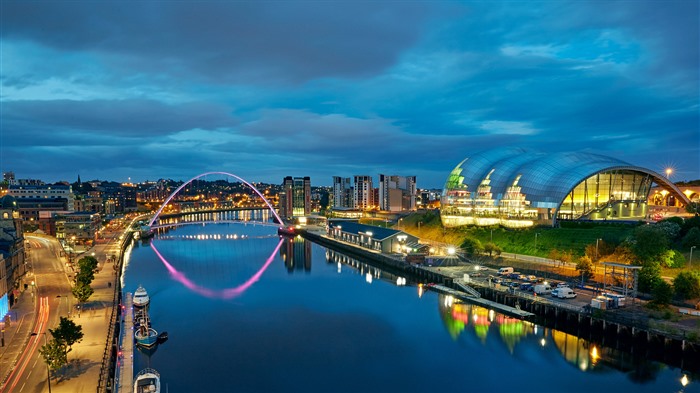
133;285;150;309
157;331;169;344
278;226;296;237
135;309;158;348
135;325;159;348
134;368;160;393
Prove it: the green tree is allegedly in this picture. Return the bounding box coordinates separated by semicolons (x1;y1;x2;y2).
673;271;700;300
49;317;84;360
75;268;94;286
682;227;700;248
651;280;673;306
78;256;99;275
483;242;502;257
638;262;662;293
656;220;681;242
72;282;93;316
460;238;483;255
576;255;594;282
39;338;68;373
631;225;669;263
660;249;686;268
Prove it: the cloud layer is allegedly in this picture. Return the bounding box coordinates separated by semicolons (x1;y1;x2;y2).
1;1;698;187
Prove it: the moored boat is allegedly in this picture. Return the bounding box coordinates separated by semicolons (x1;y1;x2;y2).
278;226;296;237
134;368;160;393
135;326;159;348
133;285;150;309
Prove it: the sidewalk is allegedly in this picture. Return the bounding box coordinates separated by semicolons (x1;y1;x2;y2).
51;236;120;393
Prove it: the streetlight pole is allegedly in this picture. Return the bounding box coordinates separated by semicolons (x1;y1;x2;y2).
535;233;540;251
691;246;697;267
31;332;52;393
595;238;602;261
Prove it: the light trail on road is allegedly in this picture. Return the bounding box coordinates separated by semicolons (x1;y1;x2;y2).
0;297;49;393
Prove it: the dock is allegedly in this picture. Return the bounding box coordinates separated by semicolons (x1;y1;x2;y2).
118;292;134;393
429;284;534;319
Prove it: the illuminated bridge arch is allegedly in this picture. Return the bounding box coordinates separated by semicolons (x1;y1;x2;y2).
441;148;691;228
148;171;284;227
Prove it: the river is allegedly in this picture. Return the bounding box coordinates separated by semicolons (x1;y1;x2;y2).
121;222;695;392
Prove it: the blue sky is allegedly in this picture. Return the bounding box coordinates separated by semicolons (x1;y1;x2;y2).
1;1;698;188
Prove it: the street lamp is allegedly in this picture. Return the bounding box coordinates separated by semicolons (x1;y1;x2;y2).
691;246;697;267
595;238;602;261
535;233;540;251
31;332;52;393
398;218;403;230
418;221;422;233
665;168;673;179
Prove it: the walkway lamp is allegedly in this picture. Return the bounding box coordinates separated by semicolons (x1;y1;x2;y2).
534;233;540;251
691;246;697;267
595;238;602;261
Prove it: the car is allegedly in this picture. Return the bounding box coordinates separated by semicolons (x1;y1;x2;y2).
557;282;570;288
527;275;537;282
556;287;577;299
518;274;528;281
509;281;520;288
520;283;533;291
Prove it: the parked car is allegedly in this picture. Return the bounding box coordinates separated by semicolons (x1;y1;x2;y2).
556;287;577;299
534;284;552;295
527;275;537;282
557;282;570;288
520;283;533;291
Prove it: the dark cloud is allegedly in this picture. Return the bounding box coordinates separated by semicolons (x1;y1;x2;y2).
1;1;439;84
0;1;697;186
3;99;236;141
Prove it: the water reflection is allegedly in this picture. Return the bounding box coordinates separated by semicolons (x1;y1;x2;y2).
280;235;312;273
437;296;692;386
149;236;284;299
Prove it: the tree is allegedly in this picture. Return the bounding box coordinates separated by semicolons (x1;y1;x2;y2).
72;282;93;316
483;242;502;257
39;338;68;373
631;225;669;263
673;271;700;300
656;220;682;243
460;237;483;255
682;227;700;248
559;250;573;267
651;280;673;306
576;255;594;282
638;263;662;293
78;256;99;275
49;317;84;360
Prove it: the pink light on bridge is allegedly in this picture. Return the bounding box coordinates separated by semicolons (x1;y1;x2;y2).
149;238;284;299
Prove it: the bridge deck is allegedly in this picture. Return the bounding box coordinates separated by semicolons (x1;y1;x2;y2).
118;293;134;393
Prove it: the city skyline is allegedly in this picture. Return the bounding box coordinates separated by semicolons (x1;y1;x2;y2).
1;1;698;188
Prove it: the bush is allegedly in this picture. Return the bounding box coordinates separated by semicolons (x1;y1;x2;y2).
673;271;700;300
460;237;483;255
682;227;700;248
652;280;674;306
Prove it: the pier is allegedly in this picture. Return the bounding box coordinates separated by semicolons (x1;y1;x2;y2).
117;293;134;393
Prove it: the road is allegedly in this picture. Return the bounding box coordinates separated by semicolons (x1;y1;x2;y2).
1;235;73;393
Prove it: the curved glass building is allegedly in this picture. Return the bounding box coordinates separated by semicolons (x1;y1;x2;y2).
441;148;690;228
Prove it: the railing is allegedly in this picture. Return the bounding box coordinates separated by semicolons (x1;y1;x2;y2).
96;231;132;393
